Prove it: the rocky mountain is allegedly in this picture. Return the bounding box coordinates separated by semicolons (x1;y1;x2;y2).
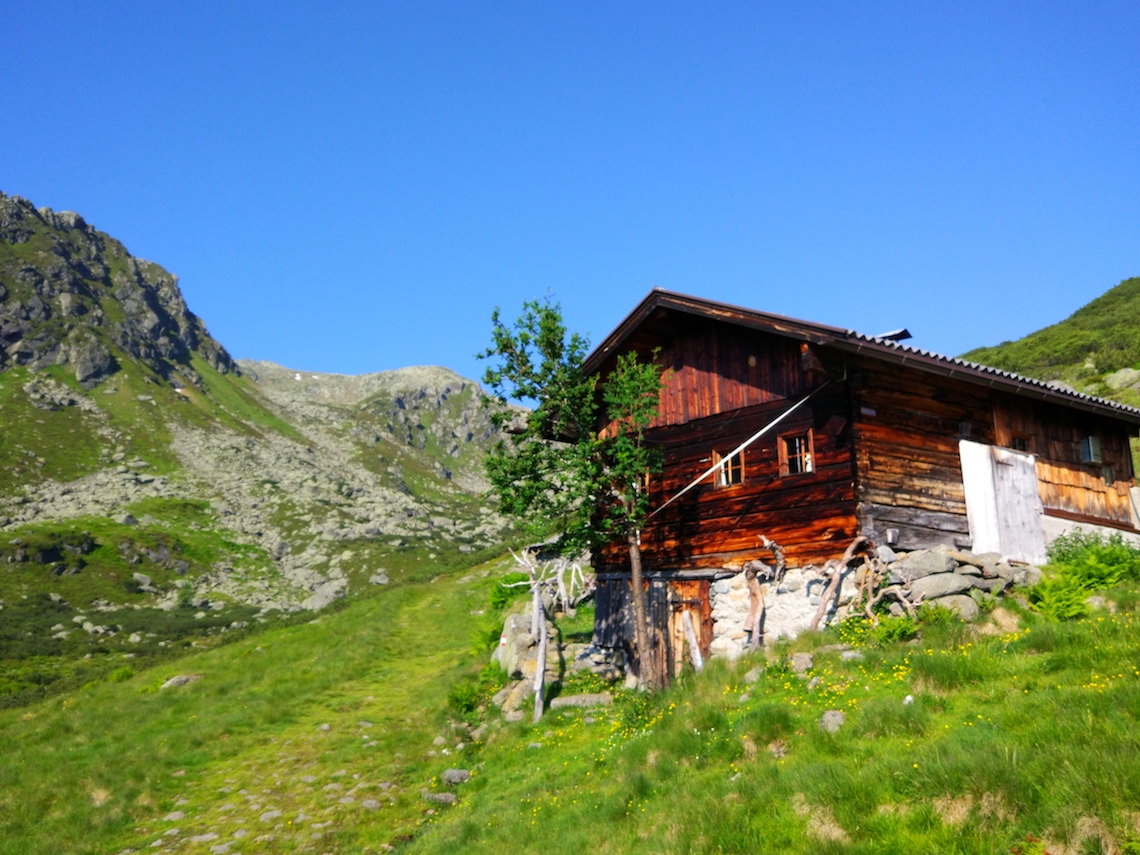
0;193;511;701
0;191;234;388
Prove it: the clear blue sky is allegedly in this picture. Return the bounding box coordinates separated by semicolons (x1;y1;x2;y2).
4;2;1138;382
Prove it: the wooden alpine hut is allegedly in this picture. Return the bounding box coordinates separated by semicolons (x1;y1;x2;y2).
587;289;1140;679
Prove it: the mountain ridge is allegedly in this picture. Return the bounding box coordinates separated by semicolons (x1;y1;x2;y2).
0;192;512;702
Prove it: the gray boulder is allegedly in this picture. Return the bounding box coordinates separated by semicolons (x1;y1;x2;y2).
160;675;202;689
441;769;471;785
890;550;956;580
934;594;980;621
910;572;975;600
875;545;899;564
972;576;1009;594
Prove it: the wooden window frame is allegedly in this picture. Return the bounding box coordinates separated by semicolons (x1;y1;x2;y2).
1080;435;1103;465
779;429;814;477
713;449;744;487
1008;434;1031;453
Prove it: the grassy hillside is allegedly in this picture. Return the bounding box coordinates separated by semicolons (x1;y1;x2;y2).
4;541;1140;854
962;276;1140;406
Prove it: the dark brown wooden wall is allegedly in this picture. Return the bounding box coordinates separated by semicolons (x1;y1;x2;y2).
650;323;809;427
850;358;993;549
994;397;1135;526
596;322;1140;574
597;386;859;571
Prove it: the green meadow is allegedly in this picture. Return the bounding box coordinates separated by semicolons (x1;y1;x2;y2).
3;542;1140;854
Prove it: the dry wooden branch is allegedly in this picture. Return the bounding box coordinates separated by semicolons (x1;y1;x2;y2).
808;535;874;631
743;536;786;649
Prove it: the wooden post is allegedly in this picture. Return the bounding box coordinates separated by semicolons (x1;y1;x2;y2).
744;565;765;650
627;531;656;690
533;604;547;723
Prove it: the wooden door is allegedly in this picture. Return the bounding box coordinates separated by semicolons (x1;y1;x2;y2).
666;579;711;678
959;440;1047;564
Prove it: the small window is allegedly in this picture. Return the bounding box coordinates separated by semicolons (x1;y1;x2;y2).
1103;465;1115;485
1080;436;1103;465
780;431;814;477
1009;435;1029;452
714;450;744;487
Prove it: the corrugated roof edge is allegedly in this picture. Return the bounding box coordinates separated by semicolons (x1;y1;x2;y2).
583;288;1140;425
839;329;1140;422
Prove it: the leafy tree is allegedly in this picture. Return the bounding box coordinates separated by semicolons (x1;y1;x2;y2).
480;297;665;688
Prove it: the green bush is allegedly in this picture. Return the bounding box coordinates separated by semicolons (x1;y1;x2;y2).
1029;576;1089;621
1048;529;1140;585
447;662;506;718
489;571;530;611
918;602;958;627
1030;529;1140;620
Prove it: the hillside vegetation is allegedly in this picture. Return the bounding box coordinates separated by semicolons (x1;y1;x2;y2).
962;276;1140;408
1;192;512;707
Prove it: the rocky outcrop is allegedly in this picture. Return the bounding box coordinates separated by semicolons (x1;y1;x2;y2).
0;192;234;388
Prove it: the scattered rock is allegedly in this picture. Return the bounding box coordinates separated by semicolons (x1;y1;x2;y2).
742;666;764;684
549;692;613;709
936;594;980;621
789;652;814;675
160;675;201;690
820;710;845;734
441;769;471;785
422;790;457;806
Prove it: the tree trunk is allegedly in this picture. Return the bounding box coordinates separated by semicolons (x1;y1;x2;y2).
628;532;657;690
533;605;548;723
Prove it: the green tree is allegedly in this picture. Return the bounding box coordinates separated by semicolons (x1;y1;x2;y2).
480;297;665;688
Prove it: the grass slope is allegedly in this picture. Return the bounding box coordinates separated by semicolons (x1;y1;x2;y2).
4;542;1140;854
0;556;516;855
410;609;1140;855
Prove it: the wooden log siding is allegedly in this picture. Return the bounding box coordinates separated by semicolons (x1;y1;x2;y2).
851;360;995;549
651;325;810;428
995;397;1136;526
597;389;859;571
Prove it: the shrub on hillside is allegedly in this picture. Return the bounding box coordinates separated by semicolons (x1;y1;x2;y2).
1047;529;1140;586
1031;529;1140;620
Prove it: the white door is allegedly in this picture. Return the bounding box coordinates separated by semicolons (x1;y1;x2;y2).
959;440;1047;565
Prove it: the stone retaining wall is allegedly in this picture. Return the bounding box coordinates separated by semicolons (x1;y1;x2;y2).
708;545;1040;661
